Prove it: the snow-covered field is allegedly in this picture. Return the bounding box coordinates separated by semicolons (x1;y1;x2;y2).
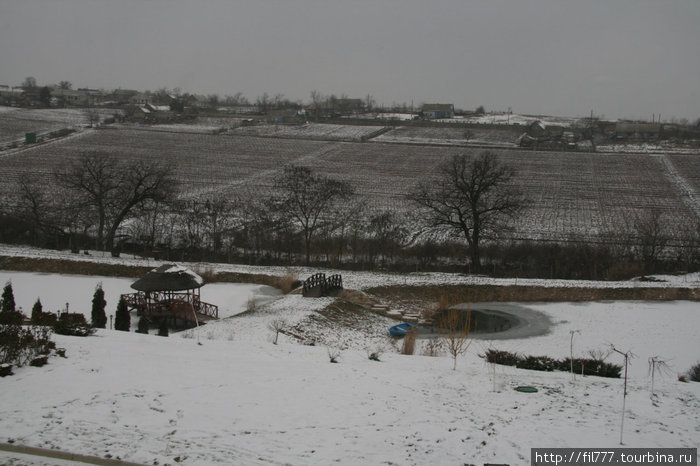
0;298;698;465
0;247;699;465
234;123;386;141
0;107;117;145
374;125;520;147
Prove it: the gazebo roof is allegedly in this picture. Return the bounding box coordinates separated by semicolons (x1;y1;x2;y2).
130;264;205;292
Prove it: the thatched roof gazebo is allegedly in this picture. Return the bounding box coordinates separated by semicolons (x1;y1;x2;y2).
131;264;205;292
121;264;218;328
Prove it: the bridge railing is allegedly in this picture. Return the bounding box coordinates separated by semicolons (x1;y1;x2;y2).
303;273;343;297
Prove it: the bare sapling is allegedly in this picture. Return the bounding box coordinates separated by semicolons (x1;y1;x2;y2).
648;356;672;400
327;346;341;363
327;331;347;363
421;337;443;357
267;318;287;345
246;295;257;313
569;329;581;379
367;345;384;362
611;345;636;445
439;305;475;370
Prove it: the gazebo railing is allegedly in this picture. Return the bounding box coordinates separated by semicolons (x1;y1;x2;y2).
120;291;218;320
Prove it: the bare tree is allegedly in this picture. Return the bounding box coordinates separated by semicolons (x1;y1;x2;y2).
58;80;72;90
272;165;354;265
256;93;270;114
439;306;474;370
634;209;669;274
364;93;375;112
411;151;525;272
365;211;408;269
84;107;100;127
21;76;37;89
310;90;324;121
56;153;176;255
203;198;238;255
675;220;699;271
267;318;287;345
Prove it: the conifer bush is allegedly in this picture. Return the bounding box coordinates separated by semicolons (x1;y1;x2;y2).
1;281;16;313
91;284;107;329
136;317;150;334
114;296;130;331
31;299;43;324
54;313;95;337
158;320;169;337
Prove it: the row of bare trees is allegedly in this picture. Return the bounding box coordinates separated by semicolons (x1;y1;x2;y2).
2;150;697;277
13;153;174;256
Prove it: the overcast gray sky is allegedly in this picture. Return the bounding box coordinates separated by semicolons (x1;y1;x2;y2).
1;0;698;121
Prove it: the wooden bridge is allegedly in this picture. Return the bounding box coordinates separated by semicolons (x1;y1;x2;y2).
302;273;343;297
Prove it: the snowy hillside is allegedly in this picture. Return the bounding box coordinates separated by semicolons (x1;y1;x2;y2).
0;260;698;464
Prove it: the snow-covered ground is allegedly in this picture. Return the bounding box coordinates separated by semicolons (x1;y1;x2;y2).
0;298;698;465
0;245;698;465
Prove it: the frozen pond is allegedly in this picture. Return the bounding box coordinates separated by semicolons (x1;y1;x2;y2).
419;303;552;340
0;270;282;322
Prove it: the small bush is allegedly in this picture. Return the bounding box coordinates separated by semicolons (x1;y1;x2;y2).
327;347;341;363
34;312;57;327
277;269;300;294
30;356;48;367
559;358;622;378
0;363;12;377
421;337;443;357
517;355;558;372
483;349;521;366
54;313;95;337
367;345;385;361
1;324;56;368
0;311;25;326
686;362;700;382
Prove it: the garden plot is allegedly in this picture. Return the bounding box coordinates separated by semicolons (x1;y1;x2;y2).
0;107;116;146
234;122;386;141
375;125;520;146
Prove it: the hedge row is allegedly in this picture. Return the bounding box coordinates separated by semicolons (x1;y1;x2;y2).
483;348;622;378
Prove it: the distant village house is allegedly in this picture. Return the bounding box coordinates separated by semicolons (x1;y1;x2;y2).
422;103;455;119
